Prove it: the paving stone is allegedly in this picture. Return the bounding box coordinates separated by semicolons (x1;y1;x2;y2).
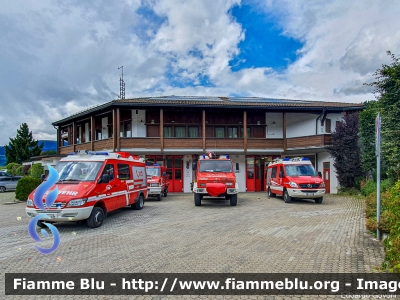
0;193;385;299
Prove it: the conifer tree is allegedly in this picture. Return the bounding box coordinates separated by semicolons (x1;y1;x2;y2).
5;123;43;164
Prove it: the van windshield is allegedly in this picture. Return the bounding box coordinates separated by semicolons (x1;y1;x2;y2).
146;168;160;176
284;165;317;176
199;160;232;172
55;161;103;182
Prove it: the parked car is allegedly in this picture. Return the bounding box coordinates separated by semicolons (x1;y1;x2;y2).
0;176;21;192
0;171;12;177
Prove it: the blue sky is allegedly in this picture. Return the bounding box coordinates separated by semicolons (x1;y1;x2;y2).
0;0;400;144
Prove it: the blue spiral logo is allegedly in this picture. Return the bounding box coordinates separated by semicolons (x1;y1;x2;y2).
28;165;61;254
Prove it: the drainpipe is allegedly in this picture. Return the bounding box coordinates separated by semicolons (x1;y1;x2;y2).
316;108;327;135
53;125;59;155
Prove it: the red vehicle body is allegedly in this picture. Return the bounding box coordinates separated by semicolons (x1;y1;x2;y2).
26;151;148;228
192;153;239;206
146;164;169;201
266;157;325;204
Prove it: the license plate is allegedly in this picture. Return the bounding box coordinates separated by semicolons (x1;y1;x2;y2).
305;193;314;196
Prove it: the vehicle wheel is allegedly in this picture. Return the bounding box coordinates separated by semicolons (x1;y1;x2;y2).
315;197;323;204
194;193;201;206
0;186;5;193
156;194;162;201
268;188;275;198
230;194;237;206
87;207;105;228
132;194;144;210
283;190;292;203
163;188;168;197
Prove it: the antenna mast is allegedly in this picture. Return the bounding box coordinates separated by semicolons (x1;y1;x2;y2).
118;66;125;99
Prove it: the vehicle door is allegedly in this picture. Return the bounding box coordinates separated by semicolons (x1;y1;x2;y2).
278;166;285;195
98;163;121;211
115;163;131;208
269;166;280;195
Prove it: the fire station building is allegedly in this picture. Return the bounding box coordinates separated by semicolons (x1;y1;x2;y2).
52;96;364;194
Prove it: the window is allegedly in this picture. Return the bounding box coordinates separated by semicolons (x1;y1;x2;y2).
325;118;332;133
117;164;131;180
175;127;185;138
240;127;251;138
215;127;224;138
271;166;277;179
101;164;114;180
164;127;172;137
120;122;132;137
227;127;238;138
279;167;284;178
188;126;199;138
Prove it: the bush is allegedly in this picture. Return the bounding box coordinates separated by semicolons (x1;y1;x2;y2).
15;166;24;176
15;176;41;201
361;180;376;196
29;164;44;179
6;162;21;176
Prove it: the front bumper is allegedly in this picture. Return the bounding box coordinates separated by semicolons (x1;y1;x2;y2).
26;206;93;222
193;187;238;195
148;186;162;195
287;188;325;199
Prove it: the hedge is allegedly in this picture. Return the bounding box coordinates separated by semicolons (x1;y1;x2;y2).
29;164;44;179
15;177;41;201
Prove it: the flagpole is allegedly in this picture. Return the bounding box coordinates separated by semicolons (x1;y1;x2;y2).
376;113;381;240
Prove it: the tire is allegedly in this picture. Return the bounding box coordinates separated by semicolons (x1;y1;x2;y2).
163;188;168;197
87;207;105;228
315;197;323;204
283;190;292;203
132;194;144;210
194;193;201;206
0;186;5;193
268;187;275;198
230;194;237;206
156;194;162;201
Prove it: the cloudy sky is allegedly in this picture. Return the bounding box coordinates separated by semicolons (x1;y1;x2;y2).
1;0;399;145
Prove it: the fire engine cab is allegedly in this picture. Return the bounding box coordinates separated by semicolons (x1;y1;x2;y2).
146;164;169;201
192;152;239;206
266;157;325;204
26;151;148;228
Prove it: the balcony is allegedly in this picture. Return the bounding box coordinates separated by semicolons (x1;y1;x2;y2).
286;134;331;150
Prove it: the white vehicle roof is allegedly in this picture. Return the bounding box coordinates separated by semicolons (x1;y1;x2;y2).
60;151;144;163
268;157;312;166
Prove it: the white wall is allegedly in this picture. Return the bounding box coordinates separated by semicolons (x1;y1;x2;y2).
132;109;146;137
317;113;345;134
286;113;317;138
265;112;283;138
317;151;338;194
183;155;193;193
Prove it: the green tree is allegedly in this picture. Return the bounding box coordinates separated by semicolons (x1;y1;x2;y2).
5;123;43;164
326;112;362;188
367;51;400;180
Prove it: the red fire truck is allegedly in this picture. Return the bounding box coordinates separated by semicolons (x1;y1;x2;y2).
192;152;239;206
26;151;148;228
146;164;169;201
266;157;325;203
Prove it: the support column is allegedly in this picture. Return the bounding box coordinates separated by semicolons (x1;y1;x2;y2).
283;112;287;153
202;110;206;152
160;109;164;153
243;111;247;154
116;108;120;151
90;116;95;151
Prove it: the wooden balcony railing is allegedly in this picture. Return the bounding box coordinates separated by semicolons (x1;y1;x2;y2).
59;135;332;155
286;134;331;149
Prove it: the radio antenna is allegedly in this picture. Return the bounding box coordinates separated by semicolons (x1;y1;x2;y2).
118;66;125;99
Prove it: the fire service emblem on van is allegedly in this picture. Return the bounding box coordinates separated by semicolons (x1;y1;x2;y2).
27;165;61;255
307;184;312;188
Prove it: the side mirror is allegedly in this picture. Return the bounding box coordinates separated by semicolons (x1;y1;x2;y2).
162;172;167;176
192;162;197;171
99;174;110;183
235;163;240;173
40;174;45;182
318;171;322;178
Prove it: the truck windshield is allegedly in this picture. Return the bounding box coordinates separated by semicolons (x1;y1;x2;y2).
146;168;160;176
55;161;103;182
199;160;232;172
284;165;317;176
